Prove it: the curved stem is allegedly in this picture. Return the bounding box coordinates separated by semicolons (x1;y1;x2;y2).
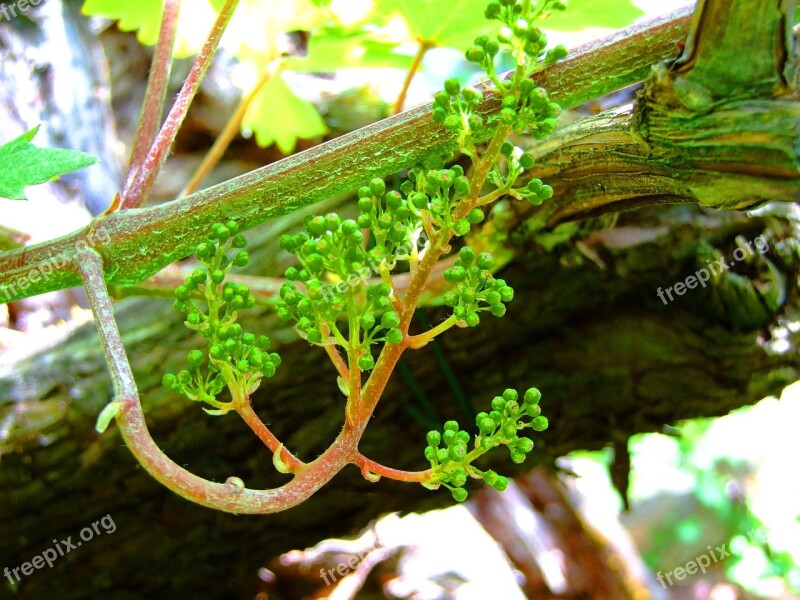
353;453;433;483
234;393;305;472
393;41;433;114
76;244;358;514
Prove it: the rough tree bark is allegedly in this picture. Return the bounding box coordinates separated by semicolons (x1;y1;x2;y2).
1;0;798;598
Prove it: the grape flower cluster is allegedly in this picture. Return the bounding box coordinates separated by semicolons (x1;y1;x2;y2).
162;221;280;414
424;387;548;501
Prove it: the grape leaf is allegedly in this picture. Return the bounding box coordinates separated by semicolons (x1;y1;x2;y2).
242;72;327;154
83;0;222;58
82;0;163;48
372;0;644;49
284;28;414;72
542;0;645;31
0;127;98;201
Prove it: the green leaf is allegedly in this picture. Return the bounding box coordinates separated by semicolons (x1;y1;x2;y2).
82;0;164;48
371;0;644;50
0;126;98;201
541;0;644;31
82;0;221;58
242;72;327;154
372;0;492;49
284;28;414;72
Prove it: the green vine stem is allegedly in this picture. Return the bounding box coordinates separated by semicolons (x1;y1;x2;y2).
0;6;693;303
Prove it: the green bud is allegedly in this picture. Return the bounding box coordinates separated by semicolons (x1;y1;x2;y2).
369;178;386;198
358;353;375;371
444;78;460;96
424;446;437;461
492;476;508;492
452;487;468;502
443;266;466;283
307;328;322;344
484;1;500;19
510;450;526;464
483;470;498;486
233;251;249;267
491;397;505;412
467;208;484;224
454;220;471;236
532;416;549;431
479;417;495;435
162;373;177;389
502;388;518;403
459;247;475;265
500;107;516;124
410;192;428;209
465;312;480;327
519;153;535;170
187;349;204;367
444;420;459;433
466;46;485;63
524;387;541;405
516;437;534;453
427;430;441;447
386;328;403;345
210;269;225;284
443;114;461;131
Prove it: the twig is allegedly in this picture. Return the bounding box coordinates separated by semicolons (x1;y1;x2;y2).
120;0;240;210
181;66;276;196
393;41;432;114
125;0;181;183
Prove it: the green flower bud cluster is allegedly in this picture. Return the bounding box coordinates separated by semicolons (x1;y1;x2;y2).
483;0;568;65
163;222;280;413
356;177;427;263
403;164;478;237
492;140;554;205
276;209;404;360
501;78;562;138
431;78;485;143
441;246;513;326
423;387;547;501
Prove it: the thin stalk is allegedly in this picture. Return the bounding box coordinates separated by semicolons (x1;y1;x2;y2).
405;314;457;349
353;453;432;483
126;0;181;182
234;393;306;472
120;0;240;210
181;66;275;196
393;41;433;114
